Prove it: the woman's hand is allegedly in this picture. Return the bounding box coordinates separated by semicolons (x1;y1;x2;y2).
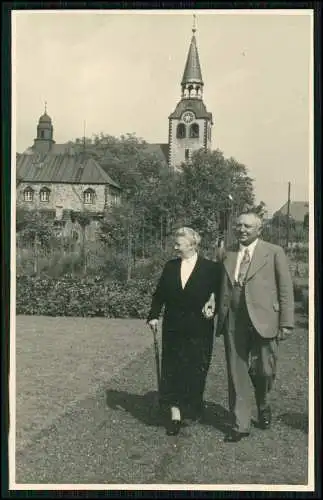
202;293;216;319
148;319;159;333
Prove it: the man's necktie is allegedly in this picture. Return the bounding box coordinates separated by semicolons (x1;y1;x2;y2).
237;248;251;286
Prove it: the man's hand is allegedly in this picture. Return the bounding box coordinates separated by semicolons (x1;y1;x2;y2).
278;327;292;341
202;293;216;319
148;319;158;333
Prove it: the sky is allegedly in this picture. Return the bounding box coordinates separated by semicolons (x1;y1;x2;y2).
12;9;313;215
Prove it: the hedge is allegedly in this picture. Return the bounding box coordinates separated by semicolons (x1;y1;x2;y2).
16;273;309;319
16;275;156;319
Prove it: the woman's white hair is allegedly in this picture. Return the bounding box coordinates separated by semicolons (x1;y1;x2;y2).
174;227;201;247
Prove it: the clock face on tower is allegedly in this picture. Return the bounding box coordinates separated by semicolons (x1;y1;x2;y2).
182;111;195;124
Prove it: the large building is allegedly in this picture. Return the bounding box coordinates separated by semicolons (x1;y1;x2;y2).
16;107;121;220
16;19;212;217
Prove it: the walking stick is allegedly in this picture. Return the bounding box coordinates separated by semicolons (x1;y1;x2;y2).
152;325;161;397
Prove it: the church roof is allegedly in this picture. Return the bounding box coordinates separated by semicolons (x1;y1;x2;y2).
16;152;121;188
181;34;203;85
169;98;212;122
25;143;84;155
38;112;52;123
143;143;169;164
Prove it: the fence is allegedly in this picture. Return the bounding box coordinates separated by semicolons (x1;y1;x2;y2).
16;207;309;281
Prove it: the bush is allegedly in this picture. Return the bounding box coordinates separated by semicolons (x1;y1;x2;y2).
16;275;157;319
131;252;172;281
293;276;309;316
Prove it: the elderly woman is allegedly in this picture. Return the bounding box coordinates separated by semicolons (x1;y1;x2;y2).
147;227;221;436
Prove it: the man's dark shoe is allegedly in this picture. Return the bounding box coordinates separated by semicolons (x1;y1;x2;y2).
258;407;272;430
224;429;250;443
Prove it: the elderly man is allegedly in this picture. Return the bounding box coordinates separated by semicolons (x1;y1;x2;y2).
147;227;221;436
206;210;294;442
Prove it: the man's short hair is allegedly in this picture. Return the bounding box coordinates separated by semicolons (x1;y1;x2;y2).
174;227;201;247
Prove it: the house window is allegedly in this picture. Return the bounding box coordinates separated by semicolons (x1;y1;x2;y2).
39;187;50;202
83;188;95;204
189;123;199;138
176;123;186;139
105;188;120;207
23;187;34;202
112;193;119;206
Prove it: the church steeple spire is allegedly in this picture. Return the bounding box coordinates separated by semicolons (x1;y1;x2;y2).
181;15;204;99
168;15;213;169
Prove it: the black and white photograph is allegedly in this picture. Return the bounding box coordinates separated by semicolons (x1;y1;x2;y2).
9;7;314;491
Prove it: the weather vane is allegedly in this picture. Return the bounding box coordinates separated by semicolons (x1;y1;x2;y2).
192;14;197;34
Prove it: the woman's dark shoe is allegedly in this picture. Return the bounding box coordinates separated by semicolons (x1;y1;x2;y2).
166;419;181;436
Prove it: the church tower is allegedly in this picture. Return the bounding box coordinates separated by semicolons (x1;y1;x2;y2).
33;103;55;154
168;17;213;169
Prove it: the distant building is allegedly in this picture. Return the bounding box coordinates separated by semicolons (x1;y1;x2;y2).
273;201;309;225
16;108;121;220
270;201;309;248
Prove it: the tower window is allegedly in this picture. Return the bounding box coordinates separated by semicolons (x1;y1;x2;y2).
40;187;50;202
176;123;186;139
23;187;34;202
40;130;45;139
189;123;199;138
83;188;95;204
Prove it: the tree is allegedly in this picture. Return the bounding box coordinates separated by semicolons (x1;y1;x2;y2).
16;209;57;275
170;149;255;249
72;134;257;261
16;209;55;247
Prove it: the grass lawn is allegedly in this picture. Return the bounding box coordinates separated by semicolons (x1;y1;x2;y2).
14;309;310;487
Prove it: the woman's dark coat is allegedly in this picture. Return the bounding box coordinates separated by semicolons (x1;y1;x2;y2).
147;256;221;412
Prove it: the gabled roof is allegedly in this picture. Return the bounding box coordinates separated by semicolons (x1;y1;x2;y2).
169;98;212;122
274;201;309;222
16;151;121;189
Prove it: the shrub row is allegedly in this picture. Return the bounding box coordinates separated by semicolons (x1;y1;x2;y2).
16;275;156;319
16;273;309;319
